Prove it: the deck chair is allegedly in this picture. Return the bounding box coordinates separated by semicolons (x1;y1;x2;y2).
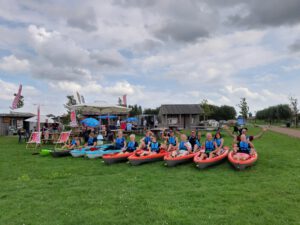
54;131;72;149
26;132;41;150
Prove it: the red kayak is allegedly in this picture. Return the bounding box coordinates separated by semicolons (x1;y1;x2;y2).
128;149;167;166
164;152;197;167
194;147;229;169
102;152;133;165
228;151;258;170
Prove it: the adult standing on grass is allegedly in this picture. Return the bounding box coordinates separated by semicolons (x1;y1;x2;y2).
224;126;267;142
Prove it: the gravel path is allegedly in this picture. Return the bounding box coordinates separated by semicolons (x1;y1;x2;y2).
264;126;300;139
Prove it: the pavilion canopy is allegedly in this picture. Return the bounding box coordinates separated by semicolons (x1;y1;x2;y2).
25;115;55;123
71;103;131;115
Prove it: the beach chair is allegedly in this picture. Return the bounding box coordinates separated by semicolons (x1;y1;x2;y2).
54;131;72;149
26;132;41;150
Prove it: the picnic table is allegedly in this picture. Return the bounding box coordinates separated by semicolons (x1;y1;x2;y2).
190;126;218;131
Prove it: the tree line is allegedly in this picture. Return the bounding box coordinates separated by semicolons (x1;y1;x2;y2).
200;100;237;120
256;104;292;122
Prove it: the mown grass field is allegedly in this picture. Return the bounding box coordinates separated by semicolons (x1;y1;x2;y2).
0;128;299;225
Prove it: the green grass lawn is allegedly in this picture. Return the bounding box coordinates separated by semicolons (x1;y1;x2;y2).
1;128;300;225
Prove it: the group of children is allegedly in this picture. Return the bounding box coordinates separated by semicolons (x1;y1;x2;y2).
62;127;258;161
112;129;228;159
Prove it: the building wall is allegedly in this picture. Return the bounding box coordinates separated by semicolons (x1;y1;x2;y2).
159;114;201;129
0;117;9;135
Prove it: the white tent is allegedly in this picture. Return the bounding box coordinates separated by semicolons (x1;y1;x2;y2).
25;115;55;123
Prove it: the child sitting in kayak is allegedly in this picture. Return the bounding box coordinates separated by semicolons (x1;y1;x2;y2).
171;134;192;157
167;130;178;152
193;131;202;152
138;136;161;156
139;130;153;150
84;132;97;147
198;133;218;160
114;131;127;150
214;132;224;155
122;134;138;153
233;134;255;160
63;137;81;150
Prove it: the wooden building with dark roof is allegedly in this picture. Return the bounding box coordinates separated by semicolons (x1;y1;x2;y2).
158;104;203;129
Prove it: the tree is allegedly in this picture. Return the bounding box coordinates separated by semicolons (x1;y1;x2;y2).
215;105;237;120
200;99;211;121
13;93;24;108
143;107;160;115
289;96;299;127
238;98;249;119
128;104;143;117
118;97;122;106
256;104;292;123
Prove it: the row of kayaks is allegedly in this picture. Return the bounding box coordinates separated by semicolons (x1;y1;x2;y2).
40;144;121;159
40;145;258;170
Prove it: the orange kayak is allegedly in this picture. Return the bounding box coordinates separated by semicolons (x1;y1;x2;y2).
228;151;258;170
194;147;229;169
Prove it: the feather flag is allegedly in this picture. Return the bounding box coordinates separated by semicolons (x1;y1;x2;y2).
10;84;22;110
70;108;78;127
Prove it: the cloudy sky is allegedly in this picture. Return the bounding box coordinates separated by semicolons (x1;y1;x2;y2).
0;0;300;115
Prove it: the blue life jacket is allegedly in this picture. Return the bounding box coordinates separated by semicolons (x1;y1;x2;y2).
144;136;151;145
195;139;201;147
214;138;222;147
205;140;215;152
168;136;176;145
87;137;96;146
71;139;76;145
150;142;160;152
127;141;137;151
239;141;250;154
179;141;188;151
115;137;125;149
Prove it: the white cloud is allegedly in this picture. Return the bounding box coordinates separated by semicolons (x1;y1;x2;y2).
0;55;29;73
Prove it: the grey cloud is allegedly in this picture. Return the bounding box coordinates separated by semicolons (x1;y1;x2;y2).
152;20;209;43
132;39;163;54
226;0;300;28
31;62;92;81
289;40;300;53
67;8;98;32
90;50;125;67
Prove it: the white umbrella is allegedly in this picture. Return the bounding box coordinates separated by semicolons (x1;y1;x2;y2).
25;115;55;123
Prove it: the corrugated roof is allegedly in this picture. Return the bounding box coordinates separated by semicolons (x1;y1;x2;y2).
0;112;35;118
159;104;203;115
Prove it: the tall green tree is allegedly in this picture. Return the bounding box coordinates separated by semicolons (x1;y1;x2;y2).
289;96;299;127
238;97;249;119
143;107;160;115
128;104;143;117
200;99;211;121
214;105;237;120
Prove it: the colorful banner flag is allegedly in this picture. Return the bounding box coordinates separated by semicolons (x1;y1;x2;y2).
122;94;127;107
37;105;41;144
10;84;22;110
70;108;78;127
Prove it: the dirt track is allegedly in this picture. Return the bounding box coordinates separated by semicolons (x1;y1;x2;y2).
265;126;300;139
